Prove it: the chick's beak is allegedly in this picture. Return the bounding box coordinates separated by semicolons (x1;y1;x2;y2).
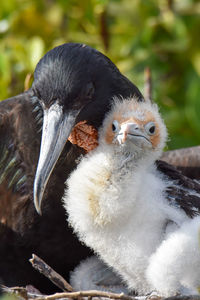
117;122;150;146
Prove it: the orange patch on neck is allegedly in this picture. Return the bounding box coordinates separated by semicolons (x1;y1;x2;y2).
68;121;99;152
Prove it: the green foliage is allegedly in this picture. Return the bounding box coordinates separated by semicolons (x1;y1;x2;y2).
0;0;199;149
0;294;18;300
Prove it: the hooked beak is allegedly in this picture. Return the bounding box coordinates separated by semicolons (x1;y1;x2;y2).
34;102;81;214
117;123;151;147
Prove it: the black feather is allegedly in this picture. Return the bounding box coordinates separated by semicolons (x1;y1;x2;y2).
157;160;200;218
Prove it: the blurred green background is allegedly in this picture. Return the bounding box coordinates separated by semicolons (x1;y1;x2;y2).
0;0;200;149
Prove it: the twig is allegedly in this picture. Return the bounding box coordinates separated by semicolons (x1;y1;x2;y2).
99;9;110;52
1;286;29;300
29;254;73;292
144;67;152;102
24;73;33;91
167;0;174;11
3;285;200;300
1;285;44;299
32;290;136;300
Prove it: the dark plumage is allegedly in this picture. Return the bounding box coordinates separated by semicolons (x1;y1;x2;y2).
157;160;200;218
0;43;143;293
0;42;200;293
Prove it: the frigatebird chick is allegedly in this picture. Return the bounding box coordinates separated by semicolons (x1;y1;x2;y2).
64;97;200;297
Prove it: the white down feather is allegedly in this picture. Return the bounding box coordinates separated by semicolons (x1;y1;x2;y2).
63;98;200;296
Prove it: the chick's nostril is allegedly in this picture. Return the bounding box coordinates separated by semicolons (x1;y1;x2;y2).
131;123;139;130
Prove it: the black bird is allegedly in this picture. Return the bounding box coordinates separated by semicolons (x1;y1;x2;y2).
0;42;200;294
0;43;143;293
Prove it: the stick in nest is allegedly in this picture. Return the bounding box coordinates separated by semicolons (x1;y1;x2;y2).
32;290;138;300
29;254;73;292
144;67;152;102
3;254;200;300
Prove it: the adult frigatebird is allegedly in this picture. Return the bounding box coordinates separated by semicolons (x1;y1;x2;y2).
0;43;143;293
0;43;199;294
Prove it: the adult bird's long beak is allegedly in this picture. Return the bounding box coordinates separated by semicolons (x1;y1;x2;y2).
34;101;81;214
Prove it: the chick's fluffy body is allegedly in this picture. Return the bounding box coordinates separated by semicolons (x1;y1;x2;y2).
64;98;200;296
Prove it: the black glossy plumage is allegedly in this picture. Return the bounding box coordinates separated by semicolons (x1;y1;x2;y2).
0;43;143;293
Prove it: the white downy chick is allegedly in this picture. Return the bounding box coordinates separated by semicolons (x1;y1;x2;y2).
63;97;200;297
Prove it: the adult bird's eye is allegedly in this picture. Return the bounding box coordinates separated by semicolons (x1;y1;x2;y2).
145;122;156;135
85;82;95;99
112;120;119;132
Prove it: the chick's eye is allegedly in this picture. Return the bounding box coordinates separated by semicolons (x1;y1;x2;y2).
145;122;156;135
112;120;119;132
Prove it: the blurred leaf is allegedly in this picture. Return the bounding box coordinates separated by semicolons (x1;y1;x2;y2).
191;52;200;75
28;36;45;69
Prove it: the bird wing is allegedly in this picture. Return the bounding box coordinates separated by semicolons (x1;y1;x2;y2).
161;146;200;179
157;160;200;218
0;91;93;292
0;91;42;230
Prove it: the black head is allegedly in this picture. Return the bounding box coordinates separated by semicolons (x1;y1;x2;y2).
32;44;96;111
32;43;143;126
32;43;143;214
